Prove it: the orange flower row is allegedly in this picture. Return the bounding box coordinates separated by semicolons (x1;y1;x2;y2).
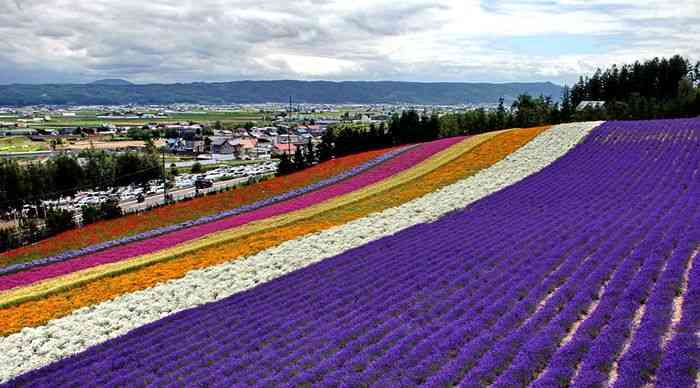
1;147;398;266
0;127;547;336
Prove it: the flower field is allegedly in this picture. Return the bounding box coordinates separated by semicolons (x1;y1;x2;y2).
0;146;402;267
0;138;460;293
1;119;699;387
0;126;545;337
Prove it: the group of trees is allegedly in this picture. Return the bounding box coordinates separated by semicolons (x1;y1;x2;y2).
311;110;441;162
276;140;317;175
566;55;700;120
441;94;565;136
0;148;162;214
128;125;214;141
388;111;441;144
322;122;393;158
80;199;123;225
440;55;700;136
0;148;146;251
0;200;116;252
0;207;77;252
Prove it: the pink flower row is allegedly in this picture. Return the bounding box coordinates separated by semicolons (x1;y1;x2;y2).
0;137;464;291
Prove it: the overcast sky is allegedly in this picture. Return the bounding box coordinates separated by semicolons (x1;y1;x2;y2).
0;0;698;85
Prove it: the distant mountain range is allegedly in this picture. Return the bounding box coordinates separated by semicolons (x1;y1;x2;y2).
0;80;564;106
89;79;135;86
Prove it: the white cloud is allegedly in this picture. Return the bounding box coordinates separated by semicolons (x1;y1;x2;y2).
0;0;697;84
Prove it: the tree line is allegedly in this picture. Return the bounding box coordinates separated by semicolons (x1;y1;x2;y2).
565;55;700;120
0;147;162;214
294;55;699;164
431;55;700;137
0;145;161;251
276;140;317;176
0;199;123;252
300;111;441;165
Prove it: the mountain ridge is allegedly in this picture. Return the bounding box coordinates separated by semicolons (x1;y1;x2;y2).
0;80;564;106
89;79;134;86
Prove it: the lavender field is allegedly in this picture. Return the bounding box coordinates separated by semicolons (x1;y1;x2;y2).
5;119;699;387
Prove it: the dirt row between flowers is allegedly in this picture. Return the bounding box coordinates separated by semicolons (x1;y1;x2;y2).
0;126;547;336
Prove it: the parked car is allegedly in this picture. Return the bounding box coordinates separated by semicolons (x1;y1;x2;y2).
195;178;213;189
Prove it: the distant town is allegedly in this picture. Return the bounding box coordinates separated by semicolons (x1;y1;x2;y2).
0;102;497;232
0;102;496;156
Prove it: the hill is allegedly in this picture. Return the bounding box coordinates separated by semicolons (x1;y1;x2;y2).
1;120;699;387
0;80;563;106
88;79;133;86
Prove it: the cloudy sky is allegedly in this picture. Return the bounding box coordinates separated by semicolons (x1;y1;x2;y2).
0;0;698;85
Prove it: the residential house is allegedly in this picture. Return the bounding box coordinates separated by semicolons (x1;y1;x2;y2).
306;124;326;136
0;128;38;136
58;127;78;136
272;143;297;156
278;133;306;146
576;101;605;111
210;137;238;155
167;130;205;154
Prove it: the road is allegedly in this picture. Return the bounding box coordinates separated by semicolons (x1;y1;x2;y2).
0;150;55;159
119;173;273;213
171;157;270;168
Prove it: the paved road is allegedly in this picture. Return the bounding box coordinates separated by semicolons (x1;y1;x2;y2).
172;157;272;168
0;151;55;159
119;173;273;213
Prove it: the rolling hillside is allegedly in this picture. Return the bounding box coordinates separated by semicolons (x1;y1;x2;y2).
1;119;698;387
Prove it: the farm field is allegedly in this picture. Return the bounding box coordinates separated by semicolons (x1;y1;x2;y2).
0;137;49;153
0;119;698;387
7;110;264;129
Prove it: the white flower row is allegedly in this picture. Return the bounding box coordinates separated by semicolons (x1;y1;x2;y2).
0;122;603;383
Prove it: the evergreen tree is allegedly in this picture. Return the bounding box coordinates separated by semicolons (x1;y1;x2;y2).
293;146;306;171
318;129;335;162
45;208;75;235
305;140;316;166
49;154;84;197
276;153;294;176
81;205;101;225
190;162;203;174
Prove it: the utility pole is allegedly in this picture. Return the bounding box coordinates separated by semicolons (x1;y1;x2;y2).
162;146;168;205
287;96;292;156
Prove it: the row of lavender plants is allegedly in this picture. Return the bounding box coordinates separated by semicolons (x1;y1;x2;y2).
0;145;415;277
7;119;699;387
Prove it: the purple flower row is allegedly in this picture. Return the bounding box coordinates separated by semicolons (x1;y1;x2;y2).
655;223;700;388
7;118;700;387
0;145;415;277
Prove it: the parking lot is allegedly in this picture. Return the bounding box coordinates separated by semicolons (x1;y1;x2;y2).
35;161;279;221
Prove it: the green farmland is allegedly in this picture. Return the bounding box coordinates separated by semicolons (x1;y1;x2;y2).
0;137;49;153
19;110;266;129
